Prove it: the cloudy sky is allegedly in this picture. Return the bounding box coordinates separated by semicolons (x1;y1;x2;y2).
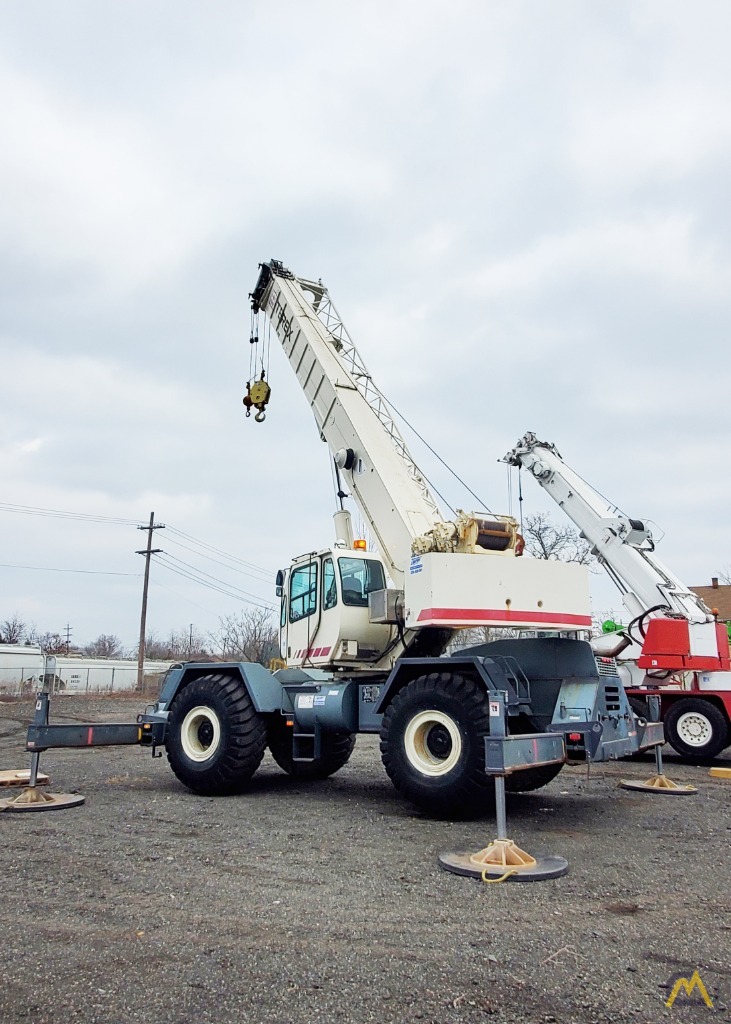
1;0;729;651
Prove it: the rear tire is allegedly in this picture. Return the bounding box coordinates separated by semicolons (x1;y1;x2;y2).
268;720;356;779
166;674;267;795
380;672;494;818
663;699;729;760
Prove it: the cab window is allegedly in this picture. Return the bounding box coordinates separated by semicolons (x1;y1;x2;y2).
338;557;386;607
290;562;318;622
323;558;337;610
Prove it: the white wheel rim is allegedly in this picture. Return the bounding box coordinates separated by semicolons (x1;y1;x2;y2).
181;705;222;762
675;711;712;747
404;710;462;776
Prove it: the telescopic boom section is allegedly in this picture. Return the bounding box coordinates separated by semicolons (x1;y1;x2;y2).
250;260;447;587
504;432;713;625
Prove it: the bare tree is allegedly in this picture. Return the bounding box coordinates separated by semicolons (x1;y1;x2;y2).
522;512;595;566
131;626;208;662
448;624;521;653
37;632;67;655
84;634;124;659
209;607;279;664
0;613;27;644
718;568;731;585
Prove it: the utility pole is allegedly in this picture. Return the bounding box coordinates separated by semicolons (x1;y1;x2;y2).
188;623;194;659
64;623;72;655
136;512;165;689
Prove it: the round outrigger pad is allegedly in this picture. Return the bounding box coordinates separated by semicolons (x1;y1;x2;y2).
439;838;569;882
0;786;85;813
620;774;696;796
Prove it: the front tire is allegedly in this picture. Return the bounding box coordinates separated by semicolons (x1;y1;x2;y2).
166;674;267;795
380;672;493;817
663;699;729;760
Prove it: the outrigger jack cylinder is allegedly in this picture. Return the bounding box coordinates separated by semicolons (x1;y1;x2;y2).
620;696;697;796
438;692;569;882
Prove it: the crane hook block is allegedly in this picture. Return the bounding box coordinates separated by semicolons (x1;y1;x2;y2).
248;378;271;423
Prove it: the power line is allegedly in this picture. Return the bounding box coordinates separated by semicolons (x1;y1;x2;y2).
161;553;271;604
150;577;222;619
0;501;143;525
165;526;275;576
153;555;275;610
0;499;276;583
0;500;275;576
0;562;141;576
157;552;274;606
162;533;272;583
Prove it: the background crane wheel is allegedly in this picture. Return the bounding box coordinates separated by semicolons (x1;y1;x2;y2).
663;699;730;760
166;674;267;795
267;720;356;779
380;672;494;818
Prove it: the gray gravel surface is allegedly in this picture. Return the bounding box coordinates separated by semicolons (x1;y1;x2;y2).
1;695;729;1024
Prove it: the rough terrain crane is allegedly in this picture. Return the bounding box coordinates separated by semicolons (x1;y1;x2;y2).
13;264;664;818
505;432;731;760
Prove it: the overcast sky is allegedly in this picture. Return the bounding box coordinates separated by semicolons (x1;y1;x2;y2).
1;0;729;650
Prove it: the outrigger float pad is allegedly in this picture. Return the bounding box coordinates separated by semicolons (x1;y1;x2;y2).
620;774;696;795
0;786;84;813
438;838;569;882
0;769;50;788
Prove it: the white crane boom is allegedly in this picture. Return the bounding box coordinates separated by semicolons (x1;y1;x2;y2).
251;260;499;587
504;432;713;625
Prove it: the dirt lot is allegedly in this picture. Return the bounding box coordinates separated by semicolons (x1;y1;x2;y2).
0;694;729;1024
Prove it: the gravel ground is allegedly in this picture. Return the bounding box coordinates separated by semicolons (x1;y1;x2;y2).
0;694;729;1024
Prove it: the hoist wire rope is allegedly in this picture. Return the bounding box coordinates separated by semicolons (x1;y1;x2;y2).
264;312;272;379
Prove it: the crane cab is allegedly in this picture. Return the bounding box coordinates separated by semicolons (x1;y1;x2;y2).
277;548;395;670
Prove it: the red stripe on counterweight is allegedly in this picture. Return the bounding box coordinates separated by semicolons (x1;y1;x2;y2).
416;608;592;627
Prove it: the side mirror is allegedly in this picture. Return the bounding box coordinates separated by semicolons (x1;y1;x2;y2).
275;569;284;598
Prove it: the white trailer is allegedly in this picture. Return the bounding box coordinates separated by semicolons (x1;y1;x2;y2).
0;646;172;697
52;657;174;694
0;644;44;696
